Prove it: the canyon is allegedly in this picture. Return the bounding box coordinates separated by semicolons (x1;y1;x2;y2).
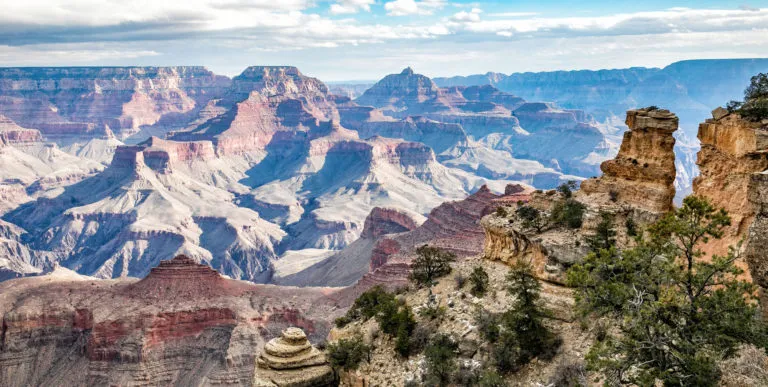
0;64;607;283
1;60;768;385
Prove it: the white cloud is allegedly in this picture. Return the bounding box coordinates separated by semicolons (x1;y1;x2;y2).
0;44;160;65
384;0;446;16
451;8;482;22
330;0;376;15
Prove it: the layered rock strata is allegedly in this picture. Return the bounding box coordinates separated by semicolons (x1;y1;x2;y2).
0;67;231;140
0;256;340;386
580;108;679;213
253;327;334;387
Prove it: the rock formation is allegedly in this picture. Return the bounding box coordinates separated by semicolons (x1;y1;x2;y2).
688;108;768;311
693;109;768;255
482;109;680;283
253;327;334;387
0;256;341;386
580;108;679;213
0;67;231;140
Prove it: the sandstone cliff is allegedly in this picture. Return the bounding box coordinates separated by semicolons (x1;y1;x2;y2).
693;109;768;256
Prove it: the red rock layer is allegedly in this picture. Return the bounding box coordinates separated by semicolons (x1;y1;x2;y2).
333;185;505;306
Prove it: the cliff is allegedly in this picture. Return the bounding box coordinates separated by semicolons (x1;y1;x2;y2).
690;108;768;310
0;255;340;386
0;67;231;140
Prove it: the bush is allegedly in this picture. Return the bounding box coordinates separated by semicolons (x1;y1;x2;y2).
327;336;371;371
334;315;352;328
453;362;480;386
624;216;637;237
454;272;467;289
477;369;506;387
516;205;546;232
495;206;507;217
726;73;768;122
419;304;446;320
551;199;586;229
475;308;500;342
548;358;587;387
407;323;431;355
345;285;396;321
424;334;459;385
557;181;577;199
468;266;490;297
410;245;456;286
585;211;616;252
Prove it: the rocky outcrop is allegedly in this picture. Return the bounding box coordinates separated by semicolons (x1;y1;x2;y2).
360;207;422;239
0;257;341;386
689;109;768;311
0;67;231;140
253;327;334;387
482;109;678;283
693;111;768;256
580;108;678;213
0;115;43;145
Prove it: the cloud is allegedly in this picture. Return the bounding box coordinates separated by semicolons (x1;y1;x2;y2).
0;43;160;65
384;0;446;16
451;8;482;22
330;0;376;14
0;1;767;79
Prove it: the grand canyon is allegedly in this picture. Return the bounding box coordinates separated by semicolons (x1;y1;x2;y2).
2;2;768;384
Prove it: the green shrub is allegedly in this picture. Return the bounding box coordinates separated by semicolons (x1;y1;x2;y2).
474;308;500;342
726;73;768;122
556;181;577;198
585;211;616;252
624;216;637;237
410;245;456;286
551;199;585;229
516;205;546;232
468;266;490;297
327;336;371;371
345;285;396;321
424;334;459;385
477;369;506;387
454;272;467;289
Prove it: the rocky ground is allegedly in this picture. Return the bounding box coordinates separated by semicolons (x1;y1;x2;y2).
331;256;596;387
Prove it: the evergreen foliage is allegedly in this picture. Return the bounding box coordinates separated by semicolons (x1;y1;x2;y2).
568;196;768;386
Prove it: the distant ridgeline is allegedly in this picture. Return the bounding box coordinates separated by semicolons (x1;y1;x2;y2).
434;59;768;138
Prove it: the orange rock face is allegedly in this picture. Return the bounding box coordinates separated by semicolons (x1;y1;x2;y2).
580;108;678;213
693;113;768;256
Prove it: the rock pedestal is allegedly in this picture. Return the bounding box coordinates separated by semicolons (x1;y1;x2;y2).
253;327;334;387
580;108;678;214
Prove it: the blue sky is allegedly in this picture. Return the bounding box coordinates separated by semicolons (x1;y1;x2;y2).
1;1;767;81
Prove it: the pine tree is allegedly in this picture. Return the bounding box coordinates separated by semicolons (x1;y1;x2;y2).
568;196;767;386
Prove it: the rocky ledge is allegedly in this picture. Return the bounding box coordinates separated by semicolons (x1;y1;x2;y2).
253;327;334;387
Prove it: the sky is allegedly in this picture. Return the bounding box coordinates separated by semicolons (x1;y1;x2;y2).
1;0;767;81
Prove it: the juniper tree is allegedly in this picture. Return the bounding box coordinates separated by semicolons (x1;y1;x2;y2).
568;196;767;386
410;245;456;286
